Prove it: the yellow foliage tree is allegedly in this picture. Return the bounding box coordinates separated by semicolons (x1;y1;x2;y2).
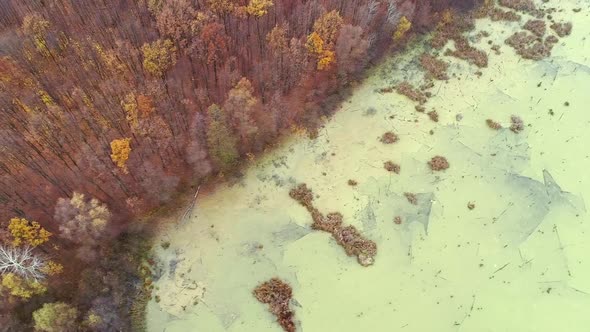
8;217;51;247
317;50;335;70
246;0;273;17
393;16;412;41
38;90;54;106
83;312;103;329
110;138;132;173
313;10;343;46
207;0;235;16
306;32;324;55
33;302;79;332
306;33;335;70
41;261;63;276
0;273;47;299
266;24;288;55
141;39;177;77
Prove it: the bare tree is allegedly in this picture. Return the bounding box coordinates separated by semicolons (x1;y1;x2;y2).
0;245;47;281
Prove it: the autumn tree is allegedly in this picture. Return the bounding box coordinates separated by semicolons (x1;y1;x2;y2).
155;0;198;50
1;272;47;299
7;217;51;247
394;16;412;41
141;39;177;77
313;10;344;47
207;0;235;17
335;25;369;80
306;32;335;70
267;24;288;56
32;302;78;332
201;23;229;84
225;78;260;150
110;138;132;173
54;192;111;260
246;0;274;17
206;104;239;171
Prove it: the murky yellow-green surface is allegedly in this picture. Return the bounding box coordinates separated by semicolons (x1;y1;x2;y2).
148;2;590;331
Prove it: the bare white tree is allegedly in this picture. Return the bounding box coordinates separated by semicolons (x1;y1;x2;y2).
0;245;47;281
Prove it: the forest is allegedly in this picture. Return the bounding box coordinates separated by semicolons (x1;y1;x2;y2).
0;0;479;330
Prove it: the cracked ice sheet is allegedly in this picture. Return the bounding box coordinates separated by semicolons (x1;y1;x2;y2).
356;122;584;250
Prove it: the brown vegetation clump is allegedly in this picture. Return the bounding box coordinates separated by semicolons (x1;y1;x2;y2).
394;216;402;225
420;54;449;80
395;82;428;104
332;225;377;266
427;110;439;122
312;212;343;233
415;105;426;113
445;36;488;68
545;35;559;45
384;161;401;174
380;132;399;144
551;22;572;37
253;278;296;332
310;208;325;227
509;115;524;133
404;192;418;205
524;20;546;37
289;184;377;266
498;0;537;13
467;202;476;210
505;31;554;60
289;184;314;210
489;8;522;21
347;179;358;186
428;156;450;171
486;119;502;130
431;11;476;49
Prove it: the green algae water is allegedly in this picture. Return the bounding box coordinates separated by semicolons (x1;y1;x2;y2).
147;2;590;331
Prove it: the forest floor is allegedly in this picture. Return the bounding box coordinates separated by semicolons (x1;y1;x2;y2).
147;1;590;331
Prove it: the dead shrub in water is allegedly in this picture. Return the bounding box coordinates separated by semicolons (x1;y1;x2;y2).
524;19;546;37
312;212;343;233
489;8;521;21
445;36;488;68
289;183;377;266
404;192;418;205
395;82;427;104
332;225;377;267
498;0;538;14
384;161;400;174
253;278;296;332
486;119;502;130
289;184;314;210
428;110;439;122
428;156;449;171
505;31;554;60
509;115;524;133
420;54;449;80
551;22;572;37
347;179;358;186
380;131;399;144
